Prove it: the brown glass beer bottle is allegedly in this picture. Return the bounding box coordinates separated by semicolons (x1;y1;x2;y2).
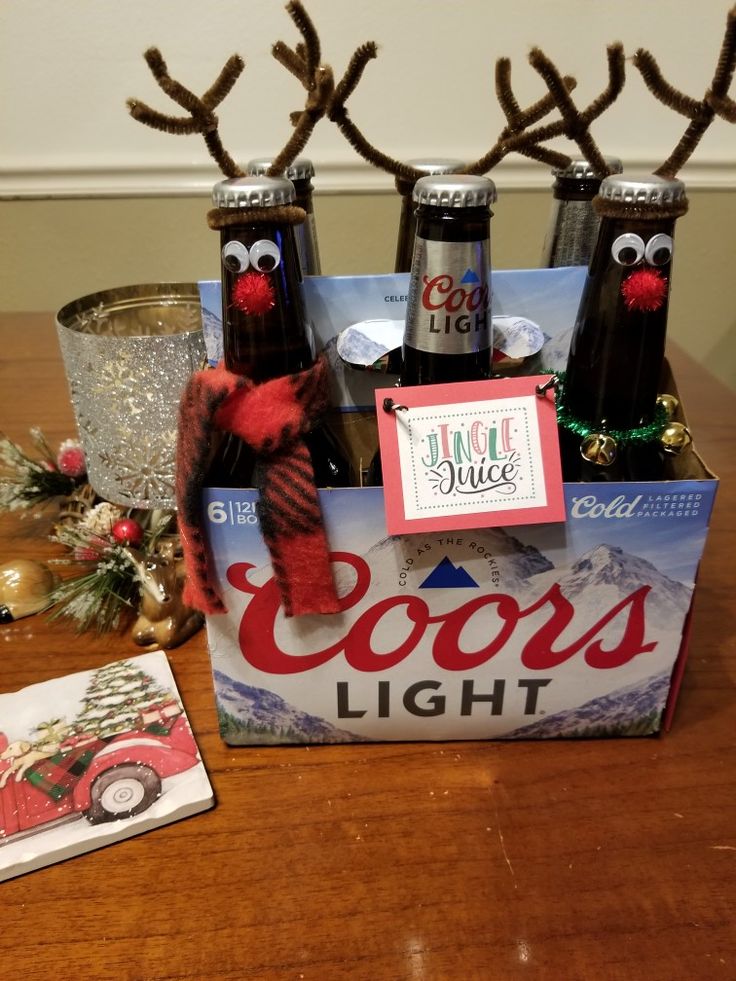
540;156;622;268
401;174;495;386
246;158;322;276
558;173;690;482
206;175;351;489
370;174;496;484
393;159;465;273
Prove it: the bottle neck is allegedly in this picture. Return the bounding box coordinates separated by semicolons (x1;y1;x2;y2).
564;212;678;429
394;192;416;273
219;221;314;382
415;202;491;242
291;177;314;214
552;176;602;202
541;194;602;268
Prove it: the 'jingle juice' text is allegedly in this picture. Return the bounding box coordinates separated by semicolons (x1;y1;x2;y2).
423;419;519;496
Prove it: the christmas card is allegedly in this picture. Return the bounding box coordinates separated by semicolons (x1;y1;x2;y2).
0;651;214;881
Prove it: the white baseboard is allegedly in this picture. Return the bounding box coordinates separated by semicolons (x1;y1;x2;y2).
2;158;735;200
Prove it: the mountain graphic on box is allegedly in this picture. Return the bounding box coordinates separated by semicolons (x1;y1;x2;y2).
213;670;367;745
339;526;555;596
527;542;692;631
503;670;672;739
419;556;479;589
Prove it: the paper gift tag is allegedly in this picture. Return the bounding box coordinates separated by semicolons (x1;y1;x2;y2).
374;375;564;535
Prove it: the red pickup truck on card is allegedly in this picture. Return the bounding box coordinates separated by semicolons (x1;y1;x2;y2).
0;709;200;842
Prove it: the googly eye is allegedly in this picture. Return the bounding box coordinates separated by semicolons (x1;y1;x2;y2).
611;233;645;266
644;233;673;266
222;240;250;274
249;239;281;272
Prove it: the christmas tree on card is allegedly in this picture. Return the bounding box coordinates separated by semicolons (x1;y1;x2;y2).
0;651;213;882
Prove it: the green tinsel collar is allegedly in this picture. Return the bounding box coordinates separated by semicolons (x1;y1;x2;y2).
553;372;669;445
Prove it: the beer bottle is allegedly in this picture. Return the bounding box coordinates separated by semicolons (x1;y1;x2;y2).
402;174;495;386
206;175;351;489
246;157;322;276
558;173;690;482
394;158;465;273
370;174;496;484
540;156;622;268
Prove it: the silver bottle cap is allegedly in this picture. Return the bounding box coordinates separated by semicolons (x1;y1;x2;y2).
413;174;497;208
553;156;623;180
212;176;295;209
245;157;315;181
396;159;466;195
407;157;466;175
597;173;687;209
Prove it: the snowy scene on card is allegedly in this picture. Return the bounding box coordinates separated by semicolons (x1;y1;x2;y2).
0;651;213;881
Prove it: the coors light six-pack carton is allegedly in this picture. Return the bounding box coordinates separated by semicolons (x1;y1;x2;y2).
198;267;717;744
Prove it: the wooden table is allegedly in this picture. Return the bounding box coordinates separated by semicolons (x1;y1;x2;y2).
1;314;734;981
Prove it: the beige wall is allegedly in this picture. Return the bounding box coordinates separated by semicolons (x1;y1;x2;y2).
2;2;734;390
1;189;734;392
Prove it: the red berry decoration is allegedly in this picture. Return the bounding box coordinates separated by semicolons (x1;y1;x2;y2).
56;439;87;478
231;270;276;316
111;518;144;547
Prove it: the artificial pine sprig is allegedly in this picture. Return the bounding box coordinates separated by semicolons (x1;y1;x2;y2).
0;428;86;512
48;511;173;634
48;524;139;634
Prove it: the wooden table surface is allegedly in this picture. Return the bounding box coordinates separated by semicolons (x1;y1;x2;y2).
0;313;734;981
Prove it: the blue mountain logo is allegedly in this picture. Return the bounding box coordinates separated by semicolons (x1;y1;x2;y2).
460;269;480;285
419;556;479;588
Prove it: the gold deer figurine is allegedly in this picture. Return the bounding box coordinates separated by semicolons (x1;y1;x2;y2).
124;541;204;650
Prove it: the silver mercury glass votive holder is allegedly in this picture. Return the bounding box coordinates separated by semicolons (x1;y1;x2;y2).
56;283;206;510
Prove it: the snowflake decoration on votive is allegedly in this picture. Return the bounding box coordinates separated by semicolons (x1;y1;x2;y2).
87;350;154;417
75;301;111;336
100;431;177;504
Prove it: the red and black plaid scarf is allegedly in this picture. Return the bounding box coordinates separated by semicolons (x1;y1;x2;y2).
176;356;340;618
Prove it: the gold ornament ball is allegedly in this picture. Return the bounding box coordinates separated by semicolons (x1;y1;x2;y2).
580;433;618;467
660;421;692;455
656;393;680;420
0;559;59;622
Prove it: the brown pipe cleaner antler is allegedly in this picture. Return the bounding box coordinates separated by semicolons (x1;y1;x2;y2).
633;4;736;178
126;1;628;185
127;48;247;178
476;58;579;172
326;45;591;182
521;42;627;178
127;1;376;179
267;0;376;176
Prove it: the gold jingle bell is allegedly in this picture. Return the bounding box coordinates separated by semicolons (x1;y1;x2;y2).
660;421;692;455
656;393;680;420
580;432;618;467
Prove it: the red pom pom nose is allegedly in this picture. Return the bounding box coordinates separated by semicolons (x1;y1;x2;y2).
231;270;276;316
621;267;668;312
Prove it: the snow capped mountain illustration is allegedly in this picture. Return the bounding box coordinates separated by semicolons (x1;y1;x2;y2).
528;543;692;631
334;526;555;596
503;671;672;739
322;334;388;409
523;324;573;375
200;305;224;364
213;670;366;745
